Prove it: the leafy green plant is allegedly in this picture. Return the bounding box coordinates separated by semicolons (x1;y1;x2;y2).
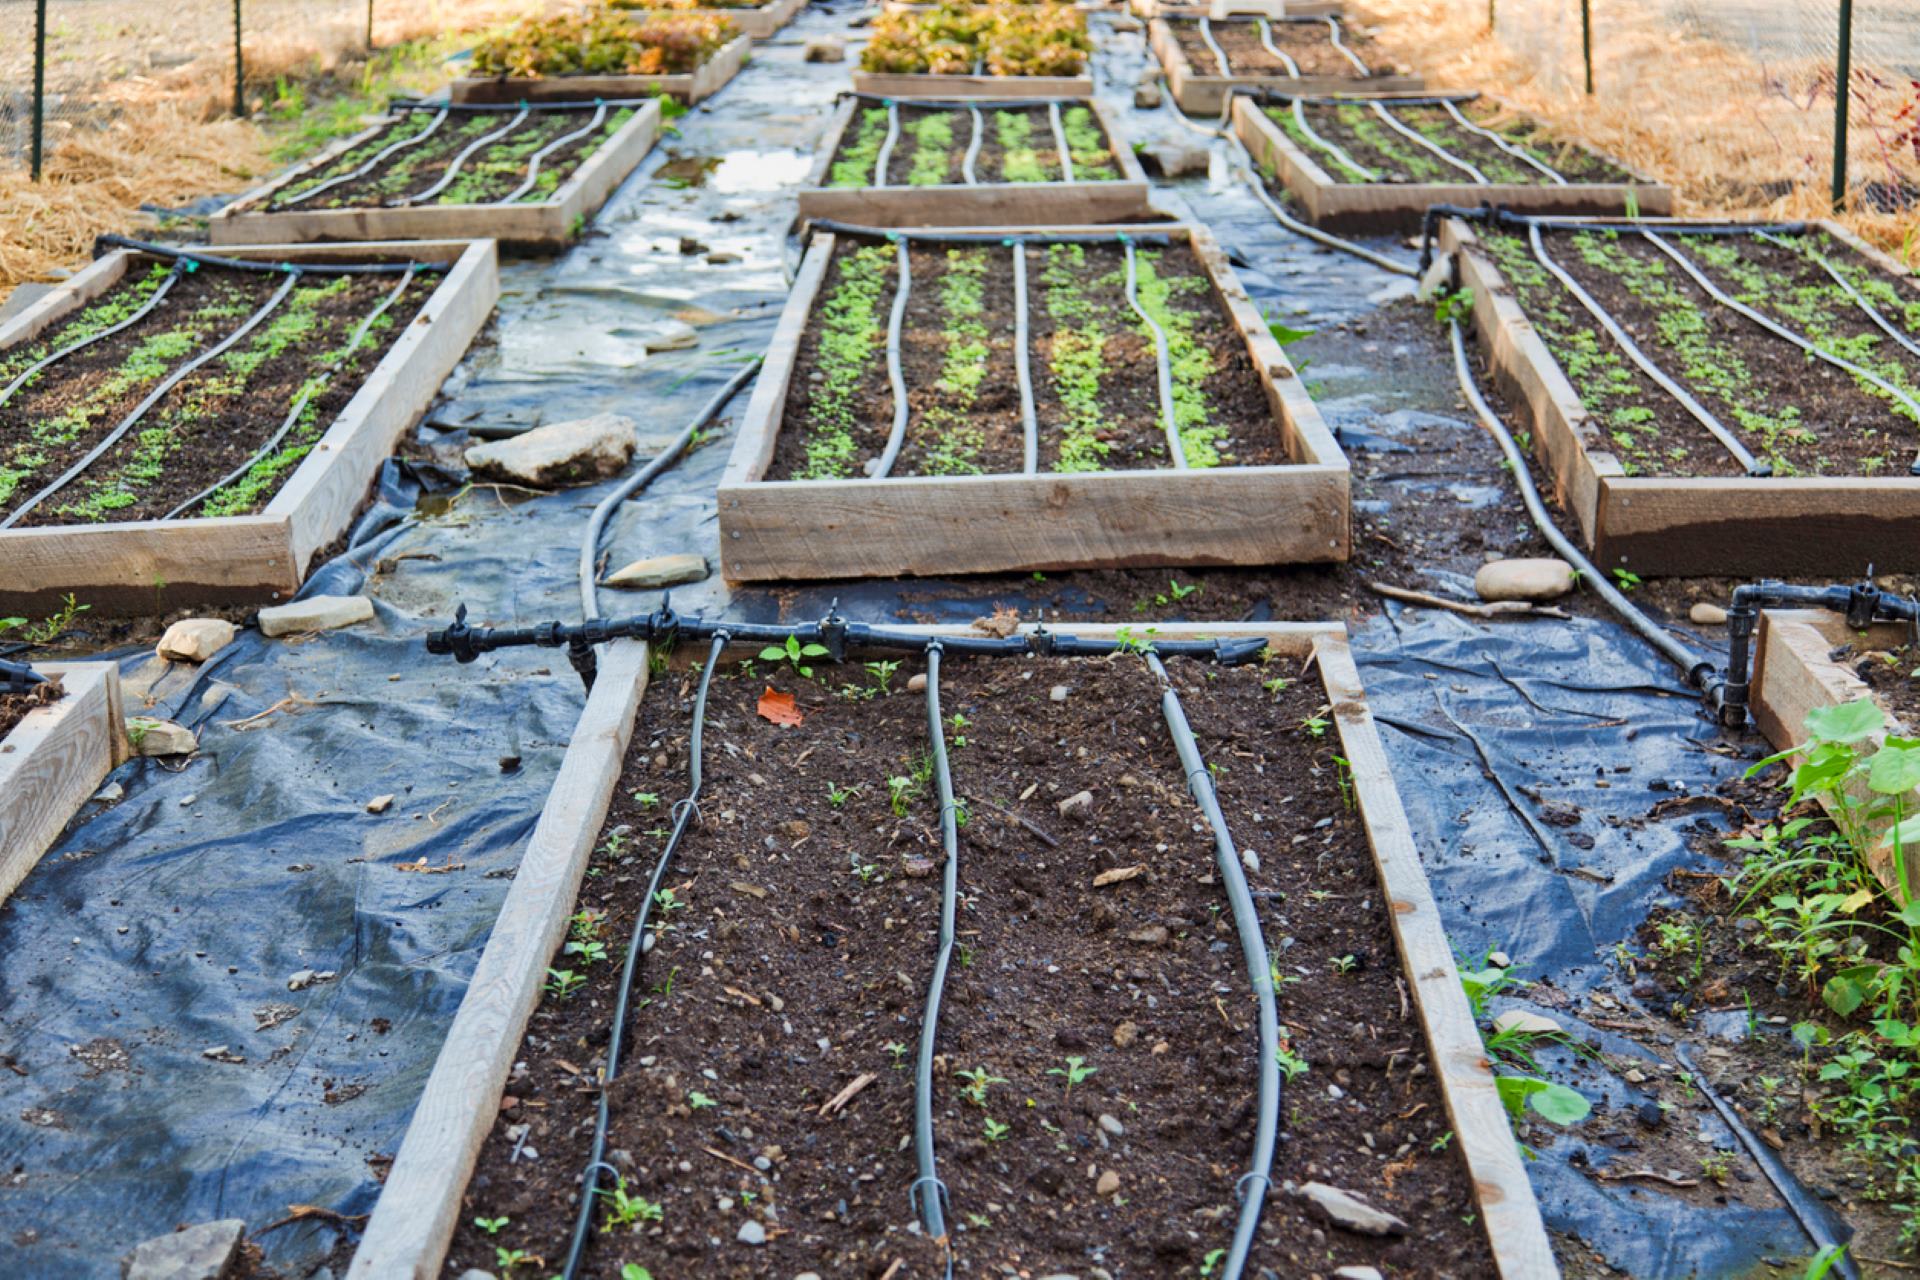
545;967;585;999
760;633;831;677
1432;286;1475;326
1275;1045;1310;1081
472;1215;509;1236
827;781;860;808
955;1066;1007;1107
688;1089;718;1110
983;1116;1010;1141
600;1175;664;1231
1046;1054;1096;1098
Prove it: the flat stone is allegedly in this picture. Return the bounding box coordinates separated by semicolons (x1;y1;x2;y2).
1492;1009;1562;1036
1145;143;1209;179
1098;1113;1124;1136
258;595;374;638
1126;925;1169;947
603;553;709;590
1057;790;1095;820
1691;602;1729;625
1334;1268;1385;1280
1296;1182;1409;1237
1113;1020;1139;1048
156;618;236;664
1133;82;1162;109
907;673;928;693
128;718;197;757
124;1218;245;1280
464;413;637;488
1095;1169;1120;1195
736;1219;767;1245
366;794;395;814
802;35;845;61
1474;557;1575;602
1049;684;1070;703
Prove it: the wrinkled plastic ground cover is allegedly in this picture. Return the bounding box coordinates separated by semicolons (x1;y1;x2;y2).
0;6;1842;1277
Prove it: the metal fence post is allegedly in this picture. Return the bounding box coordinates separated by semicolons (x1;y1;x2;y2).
1581;0;1593;95
367;0;376;52
233;0;245;117
31;0;48;180
1487;0;1495;33
1831;0;1854;210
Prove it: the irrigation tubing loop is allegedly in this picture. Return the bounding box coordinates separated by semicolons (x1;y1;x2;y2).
872;236;914;478
1122;237;1187;468
1255;20;1302;77
1759;230;1920;363
1048;101;1075;183
1369;100;1487;183
0;261;185;413
94;234;449;276
1325;15;1371;74
1439;99;1565;183
2;271;302;530
962;105;985;184
1146;650;1279;1280
910;643;962;1265
556;630;726;1280
1199;15;1232;75
162;266;420;522
1010;243;1040;473
875;98;901;188
1293;98;1374;182
497;101;609;205
394;103;530;206
807;219;1178;247
579;356;764;623
279;106;449;208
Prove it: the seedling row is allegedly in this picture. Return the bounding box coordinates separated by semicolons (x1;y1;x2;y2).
1150;16;1423;114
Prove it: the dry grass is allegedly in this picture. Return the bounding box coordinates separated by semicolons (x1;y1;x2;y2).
1358;0;1920;263
0;0;559;302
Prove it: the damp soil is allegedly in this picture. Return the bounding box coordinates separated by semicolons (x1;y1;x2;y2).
891;242;1030;477
439;651;1495;1278
767;236;1285;481
268;106;632;211
1278;103;1634;186
0;677;63;741
1846;639;1920;728
0;260;428;528
1172;19;1401;80
861;104;1116;187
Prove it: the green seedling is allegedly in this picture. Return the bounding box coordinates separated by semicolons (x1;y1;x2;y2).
955;1066;1007;1107
599;1176;663;1231
472;1215;508;1236
827;781;859;808
1275;1046;1310;1081
759;633;831;677
687;1090;718;1110
632;791;660;809
885;1040;909;1069
865;658;902;692
545;968;584;999
1301;715;1330;738
983;1117;1010;1142
1047;1054;1096;1098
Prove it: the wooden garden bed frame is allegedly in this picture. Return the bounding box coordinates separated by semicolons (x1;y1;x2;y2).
450;33;749;105
0;239;497;614
1149;16;1422;115
208;101;665;252
796;96;1154;228
716;221;1349;580
1751;608;1920;894
1232;93;1672;231
1442;214;1920;577
850;69;1095;99
1131;0;1343;18
0;662;125;907
343;621;1557;1280
623;0;806;38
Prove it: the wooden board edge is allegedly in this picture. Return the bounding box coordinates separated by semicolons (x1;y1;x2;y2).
848;72;1096;99
345;639;653;1280
0;251;133;351
719;232;834;488
217;116;395;218
804;97;860;190
0;661;121;906
547;98;666;228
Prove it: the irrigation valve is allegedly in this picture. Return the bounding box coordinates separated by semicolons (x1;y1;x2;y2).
0;658;48;695
1714;577;1920;729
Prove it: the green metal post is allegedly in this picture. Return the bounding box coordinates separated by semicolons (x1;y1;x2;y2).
367;0;375;51
1488;0;1496;32
1831;0;1854;210
30;0;47;180
1581;0;1593;94
233;0;245;117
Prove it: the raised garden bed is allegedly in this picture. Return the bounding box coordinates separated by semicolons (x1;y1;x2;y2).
209;99;666;252
0;238;496;613
716;222;1348;580
347;621;1554;1279
610;0;808;39
1234;92;1671;231
1150;15;1421;116
797;95;1153;228
451;11;749;106
1751;608;1920;892
1444;212;1920;577
0;662;124;906
1132;0;1343;17
854;3;1095;99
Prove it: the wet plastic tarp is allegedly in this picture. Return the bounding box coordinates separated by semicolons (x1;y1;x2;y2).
0;7;1832;1276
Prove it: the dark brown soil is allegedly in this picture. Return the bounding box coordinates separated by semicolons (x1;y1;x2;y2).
0;261;427;527
1283;102;1633;186
440;650;1494;1277
0;677;63;741
855;103;1119;187
271;106;626;210
1172;18;1400;80
891;243;1029;477
1847;639;1920;728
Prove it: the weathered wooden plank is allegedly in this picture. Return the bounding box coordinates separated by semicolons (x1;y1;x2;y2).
850;71;1095;99
1149;18;1422;116
0;252;129;350
210;102;664;252
664;0;806;37
345;640;651;1280
1232;95;1672;232
450;34;749;105
716;221;1349;579
0;662;122;905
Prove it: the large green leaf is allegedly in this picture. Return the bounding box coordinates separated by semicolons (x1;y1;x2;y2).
1805;698;1884;745
1870;741;1920;795
1495;1075;1590;1126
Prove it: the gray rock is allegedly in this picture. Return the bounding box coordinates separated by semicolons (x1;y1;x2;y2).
1133;82;1163;109
1097;1113;1124;1136
1690;602;1729;625
1050;684;1070;703
603;552;709;590
736;1218;767;1245
1334;1268;1385;1280
156;618;236;664
258;595;374;637
1058;790;1095;820
1474;557;1575;602
123;1218;245;1280
128;718;196;758
1145;143;1209;179
803;35;846;61
464;413;637;488
1296;1182;1409;1236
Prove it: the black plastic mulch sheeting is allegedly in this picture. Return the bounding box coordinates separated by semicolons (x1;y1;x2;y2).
0;7;1835;1276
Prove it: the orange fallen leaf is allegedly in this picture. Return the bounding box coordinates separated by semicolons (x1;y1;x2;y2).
758;687;803;726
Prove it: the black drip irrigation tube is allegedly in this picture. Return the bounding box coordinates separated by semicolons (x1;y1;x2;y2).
93;234;451;275
395;103;531;206
556;631;727;1280
1414;205;1816;276
387;95;661;112
1719;579;1920;728
1;658;49;694
0;260;185;412
499;101;610;206
278;107;450;209
1246;88;1483;107
805;218;1181;248
910;643;961;1274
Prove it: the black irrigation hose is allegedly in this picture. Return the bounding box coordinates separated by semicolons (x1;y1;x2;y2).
1759;230;1920;363
393;103;531;206
161;266;420;522
1524;219;1771;476
1011;243;1040;473
1249;88;1483;107
0;262;184;412
875;99;902;188
1324;15;1371;75
1199;15;1232;75
1447;316;1721;697
1048;101;1075;183
844;91;1096;110
497;101;609;206
93;234;451;275
1370;100;1486;182
909;643;961;1264
1718;579;1918;727
1253;21;1301;77
806;218;1180;247
1144;651;1278;1280
0;657;48;693
1640;230;1920;470
1290;97;1375;182
873;237;914;478
1;271;302;530
558;631;727;1280
1440;100;1566;183
579;356;764;622
387;95;663;112
962;105;984;185
1122;238;1187;469
1416;207;1820;273
278;107;449;208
